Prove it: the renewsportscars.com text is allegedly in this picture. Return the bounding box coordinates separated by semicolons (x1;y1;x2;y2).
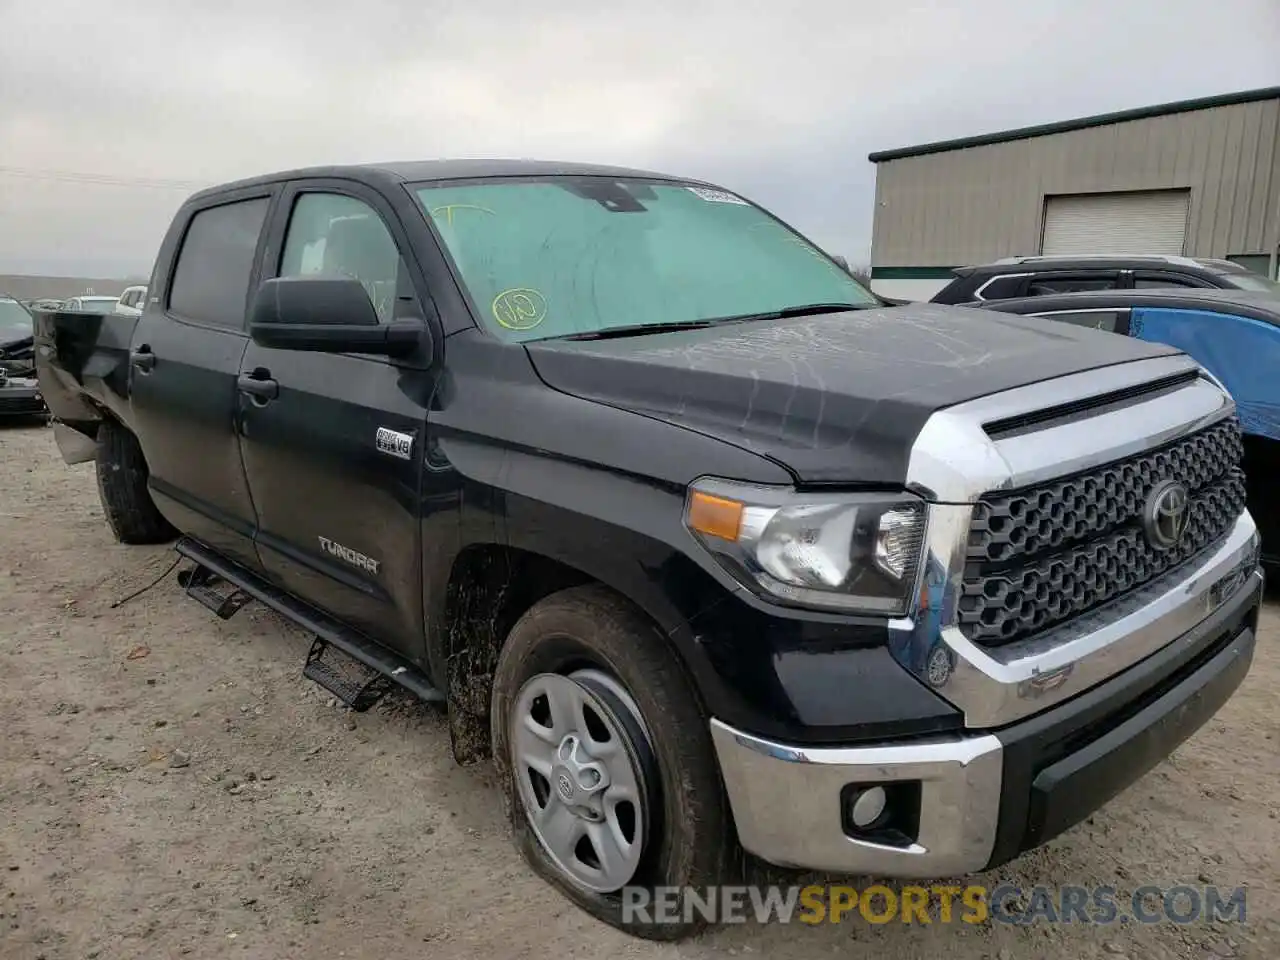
622;884;1248;926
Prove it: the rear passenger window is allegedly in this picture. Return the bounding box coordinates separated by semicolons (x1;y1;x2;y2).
976;275;1026;300
1133;274;1208;289
1034;310;1124;332
168;197;270;328
1027;276;1118;295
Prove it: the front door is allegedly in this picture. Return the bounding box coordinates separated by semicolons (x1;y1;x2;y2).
237;182;437;661
129;189;275;568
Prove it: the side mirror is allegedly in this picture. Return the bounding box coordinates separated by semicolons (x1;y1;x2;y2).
248;277;425;358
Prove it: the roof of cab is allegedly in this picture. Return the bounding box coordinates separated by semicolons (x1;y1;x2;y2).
186;159;701;203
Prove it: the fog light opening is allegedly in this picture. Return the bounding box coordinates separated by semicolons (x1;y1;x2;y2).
840;780;923;848
849;785;887;828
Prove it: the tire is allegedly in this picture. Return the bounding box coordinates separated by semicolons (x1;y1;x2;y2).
491;584;736;940
94;419;177;544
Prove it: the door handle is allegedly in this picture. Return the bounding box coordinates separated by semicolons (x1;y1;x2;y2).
130;347;155;372
237;373;278;402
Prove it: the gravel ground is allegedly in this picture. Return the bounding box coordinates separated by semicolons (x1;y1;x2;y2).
1;421;1277;960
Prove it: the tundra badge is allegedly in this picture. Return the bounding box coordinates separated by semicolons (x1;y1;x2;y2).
318;536;380;575
375;427;414;460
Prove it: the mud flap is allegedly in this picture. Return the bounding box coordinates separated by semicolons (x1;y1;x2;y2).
53;422;98;465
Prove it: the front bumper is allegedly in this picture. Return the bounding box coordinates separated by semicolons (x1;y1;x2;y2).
0;380;48;416
711;562;1262;877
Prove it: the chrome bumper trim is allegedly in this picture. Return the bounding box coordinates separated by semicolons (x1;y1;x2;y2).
892;508;1259;728
710;719;1003;876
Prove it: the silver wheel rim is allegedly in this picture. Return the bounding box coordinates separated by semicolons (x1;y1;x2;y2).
511;671;653;892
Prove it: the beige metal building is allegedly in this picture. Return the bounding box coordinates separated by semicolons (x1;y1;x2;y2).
867;86;1280;300
0;275;134;301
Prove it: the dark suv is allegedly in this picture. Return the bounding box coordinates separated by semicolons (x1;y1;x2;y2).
931;255;1279;304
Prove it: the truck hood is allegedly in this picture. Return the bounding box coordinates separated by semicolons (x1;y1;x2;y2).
523;303;1179;486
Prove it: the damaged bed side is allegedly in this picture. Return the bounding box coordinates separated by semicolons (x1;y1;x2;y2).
32;306;140;464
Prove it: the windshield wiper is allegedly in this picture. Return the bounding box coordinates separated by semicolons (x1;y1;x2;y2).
555;319;731;341
704;302;875;324
550;302;872;342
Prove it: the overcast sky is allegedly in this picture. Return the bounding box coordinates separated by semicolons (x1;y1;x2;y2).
1;0;1277;279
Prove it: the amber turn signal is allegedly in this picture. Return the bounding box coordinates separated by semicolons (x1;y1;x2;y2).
686;491;745;541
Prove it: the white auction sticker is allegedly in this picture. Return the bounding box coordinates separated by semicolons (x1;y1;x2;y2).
687;186;748;205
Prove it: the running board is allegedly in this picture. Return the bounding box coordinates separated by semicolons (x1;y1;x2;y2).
174;536;445;704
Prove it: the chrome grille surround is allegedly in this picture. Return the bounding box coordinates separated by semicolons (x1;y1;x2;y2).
886;355;1260;729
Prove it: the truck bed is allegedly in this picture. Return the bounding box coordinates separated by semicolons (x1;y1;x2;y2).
32;308;139;432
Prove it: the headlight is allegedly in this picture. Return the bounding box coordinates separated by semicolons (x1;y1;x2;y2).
682;477;927;615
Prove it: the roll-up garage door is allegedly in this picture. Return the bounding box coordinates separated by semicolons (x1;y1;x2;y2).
1041;191;1190;256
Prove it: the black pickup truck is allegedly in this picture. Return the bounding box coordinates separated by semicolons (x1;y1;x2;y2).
34;161;1264;939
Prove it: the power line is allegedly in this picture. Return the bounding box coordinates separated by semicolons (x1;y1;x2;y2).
0;165;210;191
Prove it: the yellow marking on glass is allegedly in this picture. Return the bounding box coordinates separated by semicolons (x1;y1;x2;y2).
430;204;496;226
492;288;548;331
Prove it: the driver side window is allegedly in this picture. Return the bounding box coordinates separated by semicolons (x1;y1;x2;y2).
279;193;404;323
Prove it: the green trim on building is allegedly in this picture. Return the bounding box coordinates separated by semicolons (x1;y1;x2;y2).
868;86;1280;163
870;266;958;279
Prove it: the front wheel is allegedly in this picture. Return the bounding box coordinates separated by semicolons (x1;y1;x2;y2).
491;585;736;940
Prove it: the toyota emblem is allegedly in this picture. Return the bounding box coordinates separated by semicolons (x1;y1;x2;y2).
556;772;575;802
1143;480;1190;551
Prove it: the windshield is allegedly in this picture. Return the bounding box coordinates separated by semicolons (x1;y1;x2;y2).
415;178;877;341
1226;272;1280;294
0;298;32;340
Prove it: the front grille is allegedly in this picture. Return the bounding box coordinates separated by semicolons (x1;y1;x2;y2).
958;418;1246;647
0;393;44;413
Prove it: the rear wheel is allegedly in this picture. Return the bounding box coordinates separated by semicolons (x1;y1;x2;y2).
491;585;735;940
94;419;176;544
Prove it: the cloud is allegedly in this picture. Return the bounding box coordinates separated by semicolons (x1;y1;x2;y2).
1;0;1277;275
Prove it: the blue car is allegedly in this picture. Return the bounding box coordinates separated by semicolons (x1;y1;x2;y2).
972;285;1280;568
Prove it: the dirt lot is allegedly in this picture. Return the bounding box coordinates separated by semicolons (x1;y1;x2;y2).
0;422;1277;960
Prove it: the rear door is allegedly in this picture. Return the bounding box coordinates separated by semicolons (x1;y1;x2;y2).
236;180;438;659
128;187;276;567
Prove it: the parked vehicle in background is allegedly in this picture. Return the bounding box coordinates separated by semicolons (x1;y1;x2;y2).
0;369;48;420
0;296;47;419
63;295;121;313
23;298;67;313
115;285;149;318
932;255;1280;304
33;160;1264;939
0;295;38;378
970;286;1280;568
